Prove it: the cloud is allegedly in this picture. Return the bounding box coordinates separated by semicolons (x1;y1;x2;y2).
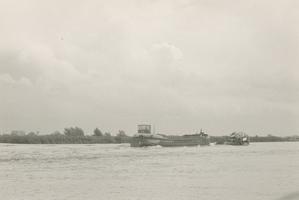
152;42;183;61
19;77;33;87
0;73;32;87
0;0;298;136
2;40;100;95
0;74;15;85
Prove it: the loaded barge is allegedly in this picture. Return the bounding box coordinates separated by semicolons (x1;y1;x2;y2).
130;125;210;147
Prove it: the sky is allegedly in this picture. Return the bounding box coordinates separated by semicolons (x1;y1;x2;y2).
0;0;298;137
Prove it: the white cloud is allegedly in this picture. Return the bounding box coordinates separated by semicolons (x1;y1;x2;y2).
0;0;298;136
0;73;32;87
0;74;16;84
152;42;183;60
19;77;33;87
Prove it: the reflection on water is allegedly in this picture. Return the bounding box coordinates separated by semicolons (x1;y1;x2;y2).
0;143;298;200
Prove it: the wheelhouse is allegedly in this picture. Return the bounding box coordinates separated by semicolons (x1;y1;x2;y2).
138;125;151;134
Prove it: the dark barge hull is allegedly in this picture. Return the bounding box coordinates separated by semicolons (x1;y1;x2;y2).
130;137;210;147
159;138;210;147
215;140;249;146
225;141;249;146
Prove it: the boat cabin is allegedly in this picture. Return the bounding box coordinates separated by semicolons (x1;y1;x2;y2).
138;124;151;134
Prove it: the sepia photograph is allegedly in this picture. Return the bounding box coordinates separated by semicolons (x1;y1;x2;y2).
0;0;298;199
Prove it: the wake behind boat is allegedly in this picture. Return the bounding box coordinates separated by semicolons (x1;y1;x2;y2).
130;125;210;147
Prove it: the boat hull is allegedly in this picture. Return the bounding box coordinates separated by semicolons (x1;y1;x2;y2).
130;137;162;147
130;136;210;147
215;140;249;146
158;138;210;147
215;134;250;146
224;141;249;146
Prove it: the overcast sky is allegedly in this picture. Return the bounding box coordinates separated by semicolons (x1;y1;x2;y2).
0;0;298;136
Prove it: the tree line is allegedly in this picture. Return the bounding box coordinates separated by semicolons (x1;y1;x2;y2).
0;127;132;144
210;135;287;143
0;128;291;144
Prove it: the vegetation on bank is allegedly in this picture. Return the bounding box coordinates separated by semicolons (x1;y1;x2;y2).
0;127;295;144
0;127;131;144
210;135;289;143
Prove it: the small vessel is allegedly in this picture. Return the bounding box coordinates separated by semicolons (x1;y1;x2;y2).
216;132;250;146
130;125;210;147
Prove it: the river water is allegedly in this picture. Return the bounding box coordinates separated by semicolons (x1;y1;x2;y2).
0;142;298;200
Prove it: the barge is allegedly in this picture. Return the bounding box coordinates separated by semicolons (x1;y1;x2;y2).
130;125;210;147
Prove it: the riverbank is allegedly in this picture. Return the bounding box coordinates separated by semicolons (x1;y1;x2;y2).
0;134;296;144
210;136;294;143
0;134;131;144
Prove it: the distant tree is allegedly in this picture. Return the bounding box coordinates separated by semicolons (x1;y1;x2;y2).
93;128;103;136
10;130;26;136
117;130;126;137
104;132;111;137
27;132;36;136
51;131;63;136
10;130;18;135
64;127;84;136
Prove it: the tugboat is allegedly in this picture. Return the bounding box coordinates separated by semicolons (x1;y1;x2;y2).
130;125;210;147
216;132;250;146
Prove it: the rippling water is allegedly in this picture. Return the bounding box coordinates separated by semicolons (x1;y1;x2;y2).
1;142;298;200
